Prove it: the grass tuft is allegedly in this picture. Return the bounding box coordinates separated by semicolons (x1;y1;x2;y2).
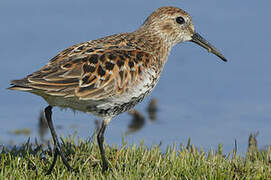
0;134;271;179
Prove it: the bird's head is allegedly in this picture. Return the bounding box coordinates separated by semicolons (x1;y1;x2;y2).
142;6;227;62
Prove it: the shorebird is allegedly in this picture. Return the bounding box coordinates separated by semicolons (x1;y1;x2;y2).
8;6;227;173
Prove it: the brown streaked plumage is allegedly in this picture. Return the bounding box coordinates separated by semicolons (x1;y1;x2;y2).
8;6;227;173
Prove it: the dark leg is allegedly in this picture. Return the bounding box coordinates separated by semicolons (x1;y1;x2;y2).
46;148;58;175
97;120;109;172
44;106;73;174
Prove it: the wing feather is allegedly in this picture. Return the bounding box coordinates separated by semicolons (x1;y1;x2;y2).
10;40;154;101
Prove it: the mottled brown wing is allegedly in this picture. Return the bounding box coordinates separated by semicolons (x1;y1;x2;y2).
75;49;153;100
14;46;153;100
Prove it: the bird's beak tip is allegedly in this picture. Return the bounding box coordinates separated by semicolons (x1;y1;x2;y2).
191;33;227;62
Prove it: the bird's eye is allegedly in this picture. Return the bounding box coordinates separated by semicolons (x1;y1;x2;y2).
176;16;185;24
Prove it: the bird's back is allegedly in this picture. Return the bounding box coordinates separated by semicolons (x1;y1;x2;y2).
9;33;162;117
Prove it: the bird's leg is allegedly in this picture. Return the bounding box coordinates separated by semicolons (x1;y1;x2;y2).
44;106;73;174
46;148;58;175
97;119;109;172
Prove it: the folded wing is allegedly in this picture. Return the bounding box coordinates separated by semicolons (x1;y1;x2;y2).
9;44;154;101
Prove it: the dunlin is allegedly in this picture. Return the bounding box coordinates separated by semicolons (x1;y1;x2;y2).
9;6;227;173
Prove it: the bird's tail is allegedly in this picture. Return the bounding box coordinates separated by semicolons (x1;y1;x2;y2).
8;78;33;91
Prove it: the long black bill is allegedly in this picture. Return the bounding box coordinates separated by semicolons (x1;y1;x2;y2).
191;33;227;62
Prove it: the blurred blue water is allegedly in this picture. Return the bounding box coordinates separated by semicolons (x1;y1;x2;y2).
1;0;271;153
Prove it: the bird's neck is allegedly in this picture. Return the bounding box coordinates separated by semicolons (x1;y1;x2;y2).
131;28;172;67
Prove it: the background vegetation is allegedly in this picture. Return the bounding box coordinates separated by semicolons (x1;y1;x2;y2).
1;133;270;179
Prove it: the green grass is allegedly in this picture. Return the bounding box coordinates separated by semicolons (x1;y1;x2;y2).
1;135;271;179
